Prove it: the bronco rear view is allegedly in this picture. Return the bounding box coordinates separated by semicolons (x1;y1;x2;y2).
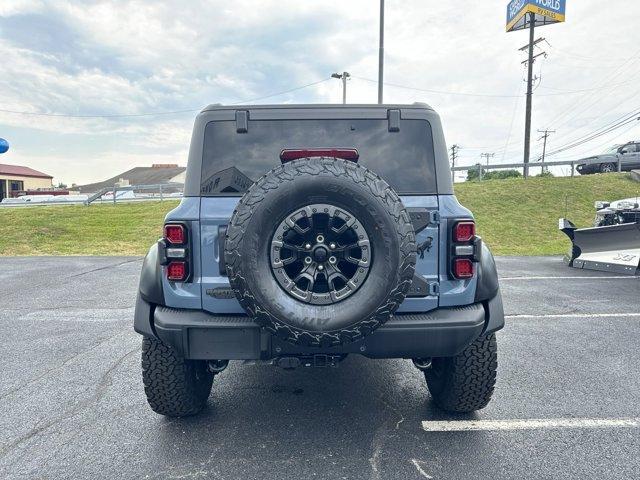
134;104;504;417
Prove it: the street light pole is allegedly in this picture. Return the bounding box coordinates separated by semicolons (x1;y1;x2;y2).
331;72;351;104
378;0;385;104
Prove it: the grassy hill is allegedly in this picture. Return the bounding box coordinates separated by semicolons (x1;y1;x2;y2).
0;173;638;256
455;173;639;255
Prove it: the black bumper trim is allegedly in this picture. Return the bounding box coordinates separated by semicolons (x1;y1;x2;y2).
153;303;495;360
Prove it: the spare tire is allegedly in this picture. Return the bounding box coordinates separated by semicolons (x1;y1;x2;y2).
224;158;416;347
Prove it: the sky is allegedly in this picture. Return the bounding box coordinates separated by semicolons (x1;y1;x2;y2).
0;0;639;185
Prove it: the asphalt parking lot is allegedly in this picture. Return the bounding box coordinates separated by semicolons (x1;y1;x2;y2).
1;256;639;479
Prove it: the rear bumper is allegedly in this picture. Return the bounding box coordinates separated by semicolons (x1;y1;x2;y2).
143;293;504;360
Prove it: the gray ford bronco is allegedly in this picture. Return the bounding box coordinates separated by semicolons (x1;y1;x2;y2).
134;104;504;417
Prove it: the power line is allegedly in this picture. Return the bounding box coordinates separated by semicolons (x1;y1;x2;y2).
544;45;640;128
536;78;639;94
353;76;523;98
0;78;331;118
547;44;640;63
231;78;330;105
0;107;198;119
545;110;640;157
549;107;640;153
352;75;614;99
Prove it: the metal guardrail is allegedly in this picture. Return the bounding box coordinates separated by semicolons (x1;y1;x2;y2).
0;183;183;207
84;183;184;205
452;157;625;180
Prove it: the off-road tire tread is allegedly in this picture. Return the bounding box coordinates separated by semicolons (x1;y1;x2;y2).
141;337;213;417
425;334;497;413
225;157;416;347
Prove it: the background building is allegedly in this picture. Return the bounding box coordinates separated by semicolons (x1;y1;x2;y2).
71;164;186;194
0;163;53;200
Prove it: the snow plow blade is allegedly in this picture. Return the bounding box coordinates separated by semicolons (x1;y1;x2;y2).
559;219;640;276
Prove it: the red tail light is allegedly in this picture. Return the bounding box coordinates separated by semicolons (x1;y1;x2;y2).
453;258;474;279
453;221;475;243
280;148;359;163
167;261;187;281
162;223;190;282
450;220;477;279
164;224;186;245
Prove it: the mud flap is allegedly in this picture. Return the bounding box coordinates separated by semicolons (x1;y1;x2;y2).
559;219;640;275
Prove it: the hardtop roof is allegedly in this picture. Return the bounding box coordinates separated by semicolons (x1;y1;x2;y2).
200;103;434;114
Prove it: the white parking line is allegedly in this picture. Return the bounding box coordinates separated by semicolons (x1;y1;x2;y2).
506;313;640;320
421;418;640;432
501;275;637;281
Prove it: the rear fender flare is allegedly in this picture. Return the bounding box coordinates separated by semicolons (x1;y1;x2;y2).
473;243;504;334
134;243;165;337
474;242;499;303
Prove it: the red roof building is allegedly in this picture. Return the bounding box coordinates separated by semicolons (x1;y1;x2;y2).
0;163;54;200
0;163;53;179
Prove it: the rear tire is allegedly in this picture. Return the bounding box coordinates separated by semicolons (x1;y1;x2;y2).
142;337;214;417
425;334;497;413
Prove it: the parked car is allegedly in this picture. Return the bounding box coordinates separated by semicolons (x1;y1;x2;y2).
576;142;640;174
134;104;504;417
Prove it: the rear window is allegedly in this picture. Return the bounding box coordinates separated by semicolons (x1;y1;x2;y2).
200;118;436;195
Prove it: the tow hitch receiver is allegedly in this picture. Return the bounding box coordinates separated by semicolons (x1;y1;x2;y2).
274;355;343;370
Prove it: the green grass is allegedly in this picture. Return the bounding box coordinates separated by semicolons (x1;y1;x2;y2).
455;173;640;255
0;174;638;256
0;201;179;256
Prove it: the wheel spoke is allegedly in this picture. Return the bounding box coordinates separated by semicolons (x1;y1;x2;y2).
283;242;306;252
294;264;316;291
285;217;310;235
345;255;369;267
281;253;298;265
271;203;370;305
332;242;358;253
325;264;348;289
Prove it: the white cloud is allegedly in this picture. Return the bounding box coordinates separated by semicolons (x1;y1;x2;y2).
0;0;639;184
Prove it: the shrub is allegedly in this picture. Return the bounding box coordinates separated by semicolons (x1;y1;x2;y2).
467;167;522;181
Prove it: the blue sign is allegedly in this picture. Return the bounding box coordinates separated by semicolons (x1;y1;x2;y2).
507;0;566;32
0;138;8;154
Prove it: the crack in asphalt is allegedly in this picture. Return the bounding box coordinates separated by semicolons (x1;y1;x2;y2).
68;258;141;278
0;331;130;401
0;346;139;459
368;395;407;480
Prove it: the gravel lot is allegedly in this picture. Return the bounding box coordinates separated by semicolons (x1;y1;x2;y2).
1;256;639;479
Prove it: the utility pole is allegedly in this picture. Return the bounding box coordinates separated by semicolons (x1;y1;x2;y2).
480;152;495;166
537;129;555;173
451;145;460;168
520;12;547;179
378;0;385;104
331;72;351;104
450;144;459;182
